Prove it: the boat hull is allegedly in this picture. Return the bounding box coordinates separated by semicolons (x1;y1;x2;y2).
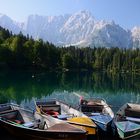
115;121;140;140
79;98;114;133
90;114;113;132
35;100;97;136
115;103;140;139
68;122;96;135
0;119;87;140
0;103;87;140
117;126;140;139
94;120;112;132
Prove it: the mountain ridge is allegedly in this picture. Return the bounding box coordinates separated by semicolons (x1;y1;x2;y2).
0;11;140;48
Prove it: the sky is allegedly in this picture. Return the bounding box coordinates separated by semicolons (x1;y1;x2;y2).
0;0;140;29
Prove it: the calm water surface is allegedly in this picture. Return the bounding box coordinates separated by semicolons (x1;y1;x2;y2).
0;70;140;140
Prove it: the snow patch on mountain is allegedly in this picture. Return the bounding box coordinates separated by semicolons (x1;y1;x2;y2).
132;27;140;48
0;13;21;34
0;11;140;48
60;10;95;45
91;20;132;48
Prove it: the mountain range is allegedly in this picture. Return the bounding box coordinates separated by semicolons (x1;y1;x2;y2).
0;11;140;48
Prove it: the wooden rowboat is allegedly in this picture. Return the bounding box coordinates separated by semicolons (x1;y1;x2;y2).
115;103;140;139
0;103;87;140
35;99;97;137
79;98;114;132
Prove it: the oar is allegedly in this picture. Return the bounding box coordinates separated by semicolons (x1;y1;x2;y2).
72;92;86;110
32;97;37;106
73;92;83;98
72;92;85;103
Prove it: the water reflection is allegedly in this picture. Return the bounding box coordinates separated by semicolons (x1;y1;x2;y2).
0;70;139;106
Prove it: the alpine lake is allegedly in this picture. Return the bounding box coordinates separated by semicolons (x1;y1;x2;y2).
0;70;140;140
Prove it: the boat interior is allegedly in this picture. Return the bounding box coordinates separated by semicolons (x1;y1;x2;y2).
116;103;140;123
0;110;25;124
80;99;104;112
81;104;104;113
125;104;140;118
36;100;85;119
0;105;13;114
0;108;44;129
36;101;61;117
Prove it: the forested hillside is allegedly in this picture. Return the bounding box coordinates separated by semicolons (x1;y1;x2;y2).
0;26;140;73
